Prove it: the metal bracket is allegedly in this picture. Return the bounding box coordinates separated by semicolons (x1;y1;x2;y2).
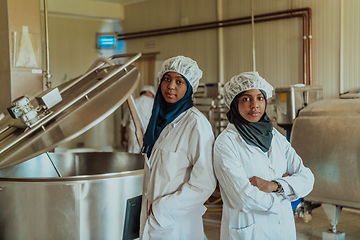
322;203;345;240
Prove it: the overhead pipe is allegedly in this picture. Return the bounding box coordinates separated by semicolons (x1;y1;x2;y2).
118;8;313;40
118;8;312;85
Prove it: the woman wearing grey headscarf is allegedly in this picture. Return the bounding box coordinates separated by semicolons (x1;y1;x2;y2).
213;72;314;240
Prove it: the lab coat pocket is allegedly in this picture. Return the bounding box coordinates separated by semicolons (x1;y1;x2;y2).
229;223;255;239
228;210;255;239
148;214;174;239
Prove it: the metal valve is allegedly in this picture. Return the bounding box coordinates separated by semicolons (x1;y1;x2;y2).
7;96;39;126
7;88;62;128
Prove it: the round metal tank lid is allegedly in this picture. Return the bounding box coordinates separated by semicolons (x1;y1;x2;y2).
339;92;360;99
0;54;141;170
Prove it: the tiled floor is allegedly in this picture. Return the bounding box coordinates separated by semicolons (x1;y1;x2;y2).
203;206;360;240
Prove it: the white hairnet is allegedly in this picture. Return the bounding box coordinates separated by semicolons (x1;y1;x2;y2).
224;71;274;108
141;85;156;96
158;56;203;93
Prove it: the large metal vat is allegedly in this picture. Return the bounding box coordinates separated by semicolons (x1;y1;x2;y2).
291;97;360;238
0;54;145;240
0;152;144;240
291;97;360;208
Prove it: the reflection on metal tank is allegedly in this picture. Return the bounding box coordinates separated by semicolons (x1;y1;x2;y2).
0;152;144;240
291;98;360;208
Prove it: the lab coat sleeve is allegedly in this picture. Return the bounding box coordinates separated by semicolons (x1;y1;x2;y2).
151;118;217;228
276;135;314;201
213;138;281;214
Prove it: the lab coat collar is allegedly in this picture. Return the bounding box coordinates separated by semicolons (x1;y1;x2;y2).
228;123;274;167
149;108;192;154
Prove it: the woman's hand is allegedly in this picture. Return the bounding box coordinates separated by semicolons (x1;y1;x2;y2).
249;176;278;193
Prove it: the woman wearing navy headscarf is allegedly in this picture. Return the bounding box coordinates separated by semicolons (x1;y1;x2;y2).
139;56;216;240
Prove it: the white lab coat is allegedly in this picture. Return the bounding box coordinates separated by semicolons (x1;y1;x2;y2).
140;107;216;240
213;123;314;240
122;95;154;153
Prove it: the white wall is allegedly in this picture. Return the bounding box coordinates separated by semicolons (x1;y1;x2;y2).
123;0;219;85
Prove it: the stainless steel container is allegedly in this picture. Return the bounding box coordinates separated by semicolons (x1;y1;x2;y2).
291;98;360;209
0;152;144;240
275;85;322;130
291;97;360;236
0;54;145;240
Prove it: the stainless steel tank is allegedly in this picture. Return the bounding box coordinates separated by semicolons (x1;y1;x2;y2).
291;97;360;208
291;96;360;237
0;152;144;240
0;53;145;240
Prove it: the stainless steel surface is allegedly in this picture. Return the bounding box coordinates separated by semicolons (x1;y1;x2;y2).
291;98;360;209
322;231;345;240
59;53;140;95
0;54;144;239
275;85;322;127
0;152;144;240
35;87;62;109
194;83;228;137
0;53;141;169
322;203;343;233
209;99;228;137
194;83;220;98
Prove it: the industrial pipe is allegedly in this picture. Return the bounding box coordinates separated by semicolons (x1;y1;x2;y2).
118;8;313;85
43;0;51;89
308;8;313;85
251;0;256;71
216;0;225;85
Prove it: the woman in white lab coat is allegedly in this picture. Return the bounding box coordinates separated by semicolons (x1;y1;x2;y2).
139;56;216;240
213;72;314;240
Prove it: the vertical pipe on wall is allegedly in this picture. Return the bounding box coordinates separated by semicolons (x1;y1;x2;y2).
217;0;225;85
251;0;256;71
339;0;344;94
307;8;313;85
302;14;307;85
43;0;51;89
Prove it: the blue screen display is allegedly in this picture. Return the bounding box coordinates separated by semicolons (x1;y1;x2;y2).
97;34;117;49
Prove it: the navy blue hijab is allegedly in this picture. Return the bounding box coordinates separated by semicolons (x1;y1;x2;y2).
141;76;194;158
227;90;273;152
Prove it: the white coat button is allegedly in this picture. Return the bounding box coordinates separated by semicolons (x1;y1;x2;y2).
278;220;283;225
